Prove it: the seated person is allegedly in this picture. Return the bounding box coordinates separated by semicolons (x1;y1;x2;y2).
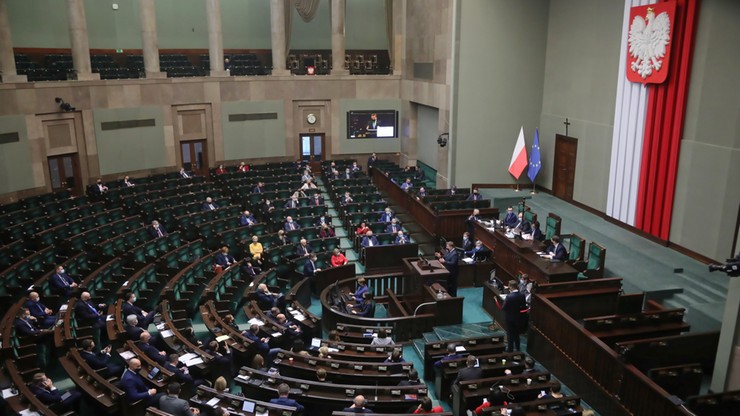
276;313;302;338
79;339;122;378
121;358;162;406
242;258;262;279
253;181;265;194
239;210;257;226
356;222;370;236
14;307;46;337
74;291;106;329
202;197;218;211
384;348;404;364
370;328;394;346
137;331;167;365
319;224;336;238
542;235;568;261
30;373;81;412
532;220;544;241
385;219;402;233
270;383;305;412
379;208;394;223
284;195;300;208
394;230;409;245
276;229;289;245
330;248;348;267
399;369;423;386
123;175;135;187
300;179;318;190
164;354;201;387
160;382;201;415
214;246;237;270
215;164;226;175
255;283;281;310
340;191;354;205
301;169;313;183
350;277;369;303
148;220;168;239
179;167;191;178
315;214;329;226
343;395;373;413
342;168;353;179
295;238;312;257
284;216;300;231
474;388;510;415
417;187;427;198
248;235;264;262
304;254;321;277
238;162;249;172
538;381;564;400
124;315;145;340
350;161;361;173
400;178;413;191
433;343;464;368
414;396;444;414
242;324;280;358
122;291;157;328
91;178;109;195
414;168;425;180
24;291;56;328
512;212;532;235
454;355;484;385
50;265;79;297
502;207;518;228
262;198;275;214
467;189;483;201
311;193;324;206
361;230;380;247
351;292;375;317
465;240;491;260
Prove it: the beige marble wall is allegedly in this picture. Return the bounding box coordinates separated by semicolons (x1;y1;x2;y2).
0;74;401;202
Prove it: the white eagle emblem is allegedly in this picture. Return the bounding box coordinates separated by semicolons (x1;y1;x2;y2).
628;7;671;79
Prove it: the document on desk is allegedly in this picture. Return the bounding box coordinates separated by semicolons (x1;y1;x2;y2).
2;388;18;399
119;350;135;361
178;352;198;363
185;357;204;367
455;346;467;352
248;317;265;326
106;314;114;321
160;329;174;338
206;397;221;407
19;409;41;416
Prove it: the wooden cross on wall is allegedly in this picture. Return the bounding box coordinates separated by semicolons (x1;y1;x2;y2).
564;118;571;136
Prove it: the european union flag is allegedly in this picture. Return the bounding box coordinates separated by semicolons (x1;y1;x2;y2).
528;128;542;183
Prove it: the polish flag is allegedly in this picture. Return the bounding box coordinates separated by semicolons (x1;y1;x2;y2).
508;127;528;179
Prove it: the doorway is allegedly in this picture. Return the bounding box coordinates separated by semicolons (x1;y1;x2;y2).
180;140;208;177
47;154;82;195
552;134;578;200
299;134;325;172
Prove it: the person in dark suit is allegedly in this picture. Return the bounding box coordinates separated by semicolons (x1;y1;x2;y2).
514;212;532;235
532;220;544;241
242;259;261;280
239;210;257;226
179;167;191;178
204;340;233;379
284;195;300;208
350;278;369;303
270;383;305;412
242;324;280;360
123;175;135;187
276;314;302;339
340;191;354;205
351;161;362;173
465;241;491;261
122;292;157;328
79;339;122;378
255;283;280;310
160;382;200;416
385;218;402;233
465;209;480;236
137;331;167;365
437;241;460;296
394;231;409;245
24;292;56;328
398;369;423;386
253;181;265;194
124;315;145;340
14;307;46;337
90;178;109;196
343;168;353;179
202;197;218;211
467;189;483;201
295;238;312;257
49;265;79;297
361;231;380;247
284;216;300;231
448;186;457;196
502;207;518;228
501;280;528;352
543;235;568;261
75;291;106;329
311;193;324;206
148;220;168;239
433;343;464;368
304;254;321;277
30;373;82;412
461;232;473;252
454;355;484;386
342;395;373;413
367;153;377;169
214;246;237;269
121;358;161;406
164;354;201;388
351;292;375;317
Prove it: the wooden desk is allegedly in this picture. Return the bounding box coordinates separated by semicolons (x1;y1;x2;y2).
363;243;419;273
474;223;578;284
314;263;356;295
404;259;449;286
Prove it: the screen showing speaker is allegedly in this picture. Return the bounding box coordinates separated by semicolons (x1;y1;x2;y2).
347;110;398;139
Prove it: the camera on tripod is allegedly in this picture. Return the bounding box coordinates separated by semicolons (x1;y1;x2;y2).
708;254;740;277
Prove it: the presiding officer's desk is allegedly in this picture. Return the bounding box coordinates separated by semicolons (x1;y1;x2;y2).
236;367;431;414
473;222;579;284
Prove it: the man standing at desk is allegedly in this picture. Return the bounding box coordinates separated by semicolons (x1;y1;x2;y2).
500;280;528;352
436;241;459;296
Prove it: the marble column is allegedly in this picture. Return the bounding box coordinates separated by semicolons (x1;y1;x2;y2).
138;0;166;78
392;0;406;76
269;0;290;76
206;0;228;76
330;0;348;75
65;0;98;80
0;0;26;82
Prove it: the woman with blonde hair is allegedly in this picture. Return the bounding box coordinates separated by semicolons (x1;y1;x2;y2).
214;376;228;394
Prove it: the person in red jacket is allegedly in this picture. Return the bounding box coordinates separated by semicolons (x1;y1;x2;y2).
331;248;348;267
413;396;444;413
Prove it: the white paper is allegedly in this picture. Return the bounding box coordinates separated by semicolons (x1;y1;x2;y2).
455;346;466;352
2;388;18;399
178;353;198;363
105;314;114;321
206;397;221;407
255;411;268;416
19;410;41;416
236;374;249;380
160;329;174;338
185;357;204;367
271;332;282;337
59;304;68;312
216;335;230;342
248;318;265;326
119;350;135;360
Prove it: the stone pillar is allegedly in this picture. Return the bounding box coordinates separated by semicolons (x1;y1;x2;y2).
392;0;406;76
65;0;99;80
206;0;228;76
269;0;290;76
138;0;166;78
331;0;348;75
0;0;26;82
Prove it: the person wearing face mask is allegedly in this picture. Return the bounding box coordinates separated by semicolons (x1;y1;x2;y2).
502;207;518;228
90;177;108;197
14;307;45;337
380;208;394;223
24;291;57;328
121;358;162;406
122;292;157;328
467;188;483;201
30;373;82;412
50;265;79;298
148;220;168;239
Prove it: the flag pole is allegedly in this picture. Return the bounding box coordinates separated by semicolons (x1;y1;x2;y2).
514;178;520;192
530;181;537;194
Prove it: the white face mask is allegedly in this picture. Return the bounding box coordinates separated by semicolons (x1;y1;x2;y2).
59;269;65;274
131;296;137;303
